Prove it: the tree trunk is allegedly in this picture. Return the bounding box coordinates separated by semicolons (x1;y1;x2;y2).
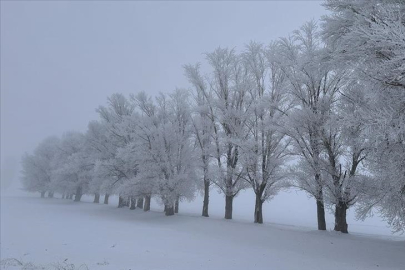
316;199;326;230
118;196;125;208
202;179;210;217
130;196;136;210
40;191;46;198
144;195;151;212
225;195;233;219
61;193;65;199
74;186;82;202
342;205;348;233
165;204;175;216
93;193;100;203
104;194;109;204
70;194;74;200
136;197;144;209
175;197;179;214
124;197;130;207
334;201;348;233
47;191;54;198
254;193;264;224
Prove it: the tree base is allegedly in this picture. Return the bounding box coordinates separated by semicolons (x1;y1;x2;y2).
165;206;175;216
144;196;151;212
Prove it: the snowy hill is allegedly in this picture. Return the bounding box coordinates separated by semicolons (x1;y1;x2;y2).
1;194;404;270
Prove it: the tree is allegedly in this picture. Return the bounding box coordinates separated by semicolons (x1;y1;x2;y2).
21;136;60;197
323;0;405;232
278;21;344;230
205;48;251;219
123;92;161;212
52;132;89;202
184;63;214;217
240;42;291;223
320;92;367;233
130;90;197;216
86;120;113;203
92;93;135;207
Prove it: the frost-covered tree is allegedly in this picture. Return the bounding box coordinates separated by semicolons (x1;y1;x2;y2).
130;90;197;216
52;131;89;202
278;21;344;230
323;0;405;89
92;93;135;207
122;93;160;211
240;42;291;223
323;0;405;232
21;136;60;198
85;120;114;203
184;63;214;217
204;48;251;219
320;91;367;233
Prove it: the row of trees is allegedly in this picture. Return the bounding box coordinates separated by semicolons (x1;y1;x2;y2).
21;0;404;233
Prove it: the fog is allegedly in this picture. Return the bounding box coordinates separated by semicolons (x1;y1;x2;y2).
1;1;326;190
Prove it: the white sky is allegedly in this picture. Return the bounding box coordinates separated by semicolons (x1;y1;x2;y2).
1;1;326;187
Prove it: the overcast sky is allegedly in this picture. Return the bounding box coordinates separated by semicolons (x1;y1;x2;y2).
1;1;326;188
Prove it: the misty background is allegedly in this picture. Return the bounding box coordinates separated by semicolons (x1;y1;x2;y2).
1;1;326;187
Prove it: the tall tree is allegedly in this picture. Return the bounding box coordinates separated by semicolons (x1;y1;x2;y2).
184;63;213;217
204;48;251;219
320;94;367;233
323;0;405;232
241;42;291;223
279;21;344;230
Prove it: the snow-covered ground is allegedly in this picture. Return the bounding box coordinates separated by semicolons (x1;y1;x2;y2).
1;190;404;270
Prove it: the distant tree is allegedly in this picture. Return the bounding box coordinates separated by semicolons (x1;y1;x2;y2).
21;136;60;198
52;131;89;202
